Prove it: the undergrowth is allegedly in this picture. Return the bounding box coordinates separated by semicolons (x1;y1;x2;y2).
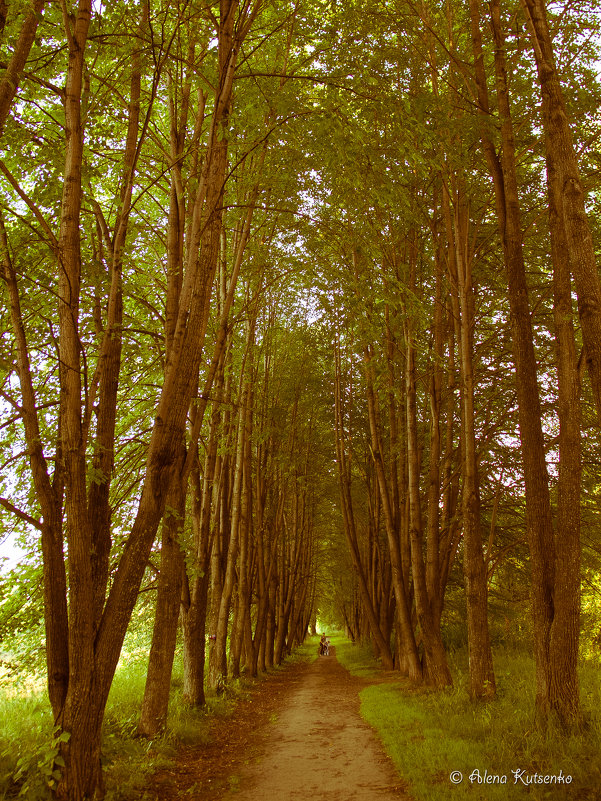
334;638;601;801
0;638;317;800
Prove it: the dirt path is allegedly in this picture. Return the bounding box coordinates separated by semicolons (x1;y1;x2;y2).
152;647;411;800
223;647;410;801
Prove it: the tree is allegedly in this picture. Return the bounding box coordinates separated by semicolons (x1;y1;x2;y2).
2;1;263;795
2;4;601;790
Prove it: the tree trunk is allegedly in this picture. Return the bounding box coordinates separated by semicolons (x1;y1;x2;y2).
0;215;69;716
54;4;246;796
470;0;563;721
137;468;186;737
0;0;46;129
363;342;421;679
208;370;248;688
181;373;224;705
511;0;583;727
230;371;253;678
449;179;496;699
521;0;601;423
333;333;395;668
405;329;452;688
403;227;452;689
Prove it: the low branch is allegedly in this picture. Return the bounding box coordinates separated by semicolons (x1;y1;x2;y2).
0;496;42;530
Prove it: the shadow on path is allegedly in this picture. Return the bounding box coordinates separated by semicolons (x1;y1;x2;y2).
151;646;411;800
223;646;411;801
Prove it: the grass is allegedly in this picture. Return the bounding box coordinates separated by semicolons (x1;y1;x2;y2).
0;637;317;800
335;639;601;801
330;634;382;679
3;633;599;800
0;690;54;800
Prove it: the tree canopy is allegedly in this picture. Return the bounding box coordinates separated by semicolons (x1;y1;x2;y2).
2;0;601;797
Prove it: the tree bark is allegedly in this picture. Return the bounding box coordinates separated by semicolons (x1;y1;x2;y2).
137;464;186;737
403;225;452;689
208;365;249;687
405;325;452;688
49;3;250;796
521;0;601;423
0;0;46;131
0;214;69;716
363;342;421;679
448;178;496;699
230;357;254;678
515;0;582;726
470;0;577;722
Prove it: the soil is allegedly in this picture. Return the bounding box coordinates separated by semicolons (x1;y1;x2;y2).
150;647;412;801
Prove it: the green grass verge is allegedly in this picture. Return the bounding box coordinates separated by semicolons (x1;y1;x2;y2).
335;642;601;801
0;638;317;800
0;690;53;800
330;635;383;679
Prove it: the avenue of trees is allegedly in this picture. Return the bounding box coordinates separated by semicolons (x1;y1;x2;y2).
1;0;601;798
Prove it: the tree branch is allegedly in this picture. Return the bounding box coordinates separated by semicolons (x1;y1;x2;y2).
0;496;42;530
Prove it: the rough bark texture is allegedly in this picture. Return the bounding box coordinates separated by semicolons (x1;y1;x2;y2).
137;468;186;738
48;3;247;797
181;386;223;706
518;0;582;726
521;0;601;423
469;0;580;725
0;0;46;131
55;5;99;798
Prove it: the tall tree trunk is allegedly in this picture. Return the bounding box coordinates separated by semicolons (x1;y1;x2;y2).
265;569;277;668
230;360;254;678
448;179;496;699
333;333;395;668
181;356;226;706
514;0;583;726
137;462;186;737
364;342;421;679
136;26;188;735
405;326;452;688
181;460;214;707
208;366;249;687
403;226;452;689
55;5;100;797
0;214;69;715
52;4;249;796
521;0;601;423
470;0;569;722
548;186;581;724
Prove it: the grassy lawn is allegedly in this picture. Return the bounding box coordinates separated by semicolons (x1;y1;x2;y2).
333;636;601;801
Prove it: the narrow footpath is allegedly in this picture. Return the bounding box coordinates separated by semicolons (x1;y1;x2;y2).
152;647;411;800
224;646;410;801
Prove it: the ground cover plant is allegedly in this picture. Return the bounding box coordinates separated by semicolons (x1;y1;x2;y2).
335;638;601;801
0;634;318;800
